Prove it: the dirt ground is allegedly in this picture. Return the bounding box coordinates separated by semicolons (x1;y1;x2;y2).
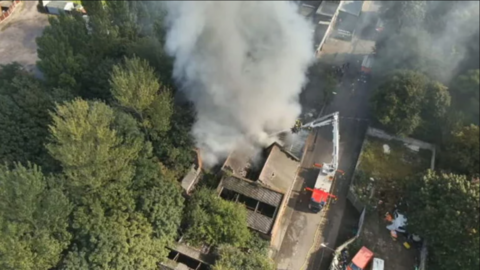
0;1;49;77
353;211;418;270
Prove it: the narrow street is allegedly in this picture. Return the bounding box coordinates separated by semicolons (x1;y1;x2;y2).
275;2;380;269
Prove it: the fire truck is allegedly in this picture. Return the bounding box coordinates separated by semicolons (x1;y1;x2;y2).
292;112;340;213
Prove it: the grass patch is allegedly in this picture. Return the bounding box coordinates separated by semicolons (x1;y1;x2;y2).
353;136;431;207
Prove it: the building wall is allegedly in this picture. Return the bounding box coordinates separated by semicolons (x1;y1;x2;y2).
0;0;21;23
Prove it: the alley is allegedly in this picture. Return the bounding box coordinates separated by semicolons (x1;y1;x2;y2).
274;2;380;269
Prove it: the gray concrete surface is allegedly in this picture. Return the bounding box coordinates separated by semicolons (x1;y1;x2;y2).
0;1;48;77
274;2;381;269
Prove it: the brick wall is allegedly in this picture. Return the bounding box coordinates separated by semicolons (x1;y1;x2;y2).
0;0;21;23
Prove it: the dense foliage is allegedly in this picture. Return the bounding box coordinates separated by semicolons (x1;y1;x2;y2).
1;2;194;268
440;125;479;178
0;2;267;269
0;164;71;270
213;245;276;270
183;188;252;247
406;171;480;270
371;2;480;269
371;70;450;137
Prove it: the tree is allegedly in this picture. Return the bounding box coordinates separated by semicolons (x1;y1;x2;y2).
63;203;166;270
133;156;185;240
0;163;72;270
380;1;427;30
126;37;174;87
213;245;276;270
110;56;159;115
151;104;195;177
46;98;143;205
449;69;479;125
36;13;91;92
406;171;479;270
371;70;429;136
184;188;251;247
415;81;451;142
440;125;479;177
0;63;55;168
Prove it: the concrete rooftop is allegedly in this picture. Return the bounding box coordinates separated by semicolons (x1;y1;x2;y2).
340;0;364;16
259;143;300;194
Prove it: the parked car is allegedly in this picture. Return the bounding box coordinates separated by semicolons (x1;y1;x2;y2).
375;18;384;33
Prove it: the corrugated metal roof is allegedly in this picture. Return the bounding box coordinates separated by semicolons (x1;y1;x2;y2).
247;210;275;234
221;176;283;207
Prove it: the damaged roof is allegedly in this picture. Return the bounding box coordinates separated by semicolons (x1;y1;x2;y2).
221;175;283;206
218;176;284;234
221;146;258;179
222;141;300;194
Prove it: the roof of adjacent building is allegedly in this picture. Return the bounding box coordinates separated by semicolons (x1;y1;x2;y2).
222;145;260;179
221;175;283;206
222;141;299;194
299;3;316;17
219;176;284;234
45;1;69;9
339;0;364;17
258;143;300;194
180;165;200;194
180;150;202;193
0;1;12;8
316;1;341;16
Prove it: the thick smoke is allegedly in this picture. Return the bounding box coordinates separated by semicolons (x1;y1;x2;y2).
164;2;314;166
374;1;480;84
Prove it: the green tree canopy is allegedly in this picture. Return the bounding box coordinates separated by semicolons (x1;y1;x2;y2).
0;63;55;168
414;80;451;141
184;188;251;247
46;98;143;205
0;163;72;270
36;13;91;92
449;69;479;125
63;203;165;270
371;70;438;136
110;56;160;114
406;171;479;270
440;125;479;177
213;245;276;270
133;156;185;240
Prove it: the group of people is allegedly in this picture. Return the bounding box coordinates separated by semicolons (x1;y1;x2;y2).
331;62;351;80
338;248;350;270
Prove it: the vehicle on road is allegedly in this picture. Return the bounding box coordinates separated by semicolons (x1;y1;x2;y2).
292;112;341;213
43;1;85;15
375;17;384;33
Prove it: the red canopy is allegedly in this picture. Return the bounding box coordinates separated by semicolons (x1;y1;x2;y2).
351;246;374;269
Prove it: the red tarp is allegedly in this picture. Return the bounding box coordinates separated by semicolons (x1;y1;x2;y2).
351;246;374;269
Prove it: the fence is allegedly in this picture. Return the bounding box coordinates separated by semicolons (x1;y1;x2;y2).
346;186;365;213
367;127;436;170
0;0;21;23
329;208;366;270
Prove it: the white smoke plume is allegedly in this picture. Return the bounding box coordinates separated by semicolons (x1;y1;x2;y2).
164;1;314;167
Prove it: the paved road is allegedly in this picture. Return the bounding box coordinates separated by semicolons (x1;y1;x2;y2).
0;1;49;77
274;2;380;269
